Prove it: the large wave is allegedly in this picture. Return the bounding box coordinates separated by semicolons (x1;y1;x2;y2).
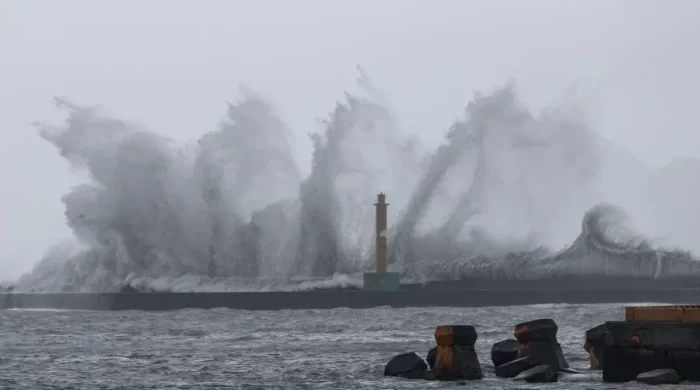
13;70;700;292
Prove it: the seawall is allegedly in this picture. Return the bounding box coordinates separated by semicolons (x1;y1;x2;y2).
400;276;700;290
3;289;700;311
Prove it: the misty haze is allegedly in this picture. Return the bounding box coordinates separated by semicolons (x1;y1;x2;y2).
2;1;700;293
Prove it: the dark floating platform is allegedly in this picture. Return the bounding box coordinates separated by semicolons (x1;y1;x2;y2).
3;286;700;311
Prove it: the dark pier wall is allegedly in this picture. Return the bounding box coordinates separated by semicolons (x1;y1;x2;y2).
3;289;700;311
402;276;700;291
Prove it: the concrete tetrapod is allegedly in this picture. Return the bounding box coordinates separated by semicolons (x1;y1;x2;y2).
429;325;483;380
514;318;569;370
495;318;568;378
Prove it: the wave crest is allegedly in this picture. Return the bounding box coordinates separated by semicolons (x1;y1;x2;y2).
13;71;700;292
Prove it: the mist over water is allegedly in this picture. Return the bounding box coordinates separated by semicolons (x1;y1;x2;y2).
13;71;700;293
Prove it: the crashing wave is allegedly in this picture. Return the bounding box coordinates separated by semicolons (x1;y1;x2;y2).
404;204;700;283
12;70;700;293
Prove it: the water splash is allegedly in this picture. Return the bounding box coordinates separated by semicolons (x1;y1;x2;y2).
13;71;700;292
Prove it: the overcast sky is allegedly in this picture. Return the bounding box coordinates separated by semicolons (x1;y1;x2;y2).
1;0;699;280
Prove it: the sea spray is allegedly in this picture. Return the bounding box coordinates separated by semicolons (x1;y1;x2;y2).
196;88;301;277
295;70;424;277
14;73;700;293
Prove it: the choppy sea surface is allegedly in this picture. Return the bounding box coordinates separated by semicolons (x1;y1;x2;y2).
0;303;682;389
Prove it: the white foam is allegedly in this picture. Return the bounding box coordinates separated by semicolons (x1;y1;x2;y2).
13;72;700;293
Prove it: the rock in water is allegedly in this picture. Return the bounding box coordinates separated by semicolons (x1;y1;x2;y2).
514;318;569;370
432;325;483;380
514;365;559;383
426;347;436;369
384;352;428;379
584;323;606;369
495;356;536;378
636;369;681;385
491;339;519;367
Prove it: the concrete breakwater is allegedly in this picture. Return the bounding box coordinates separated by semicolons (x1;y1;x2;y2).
4;288;700;311
400;275;700;290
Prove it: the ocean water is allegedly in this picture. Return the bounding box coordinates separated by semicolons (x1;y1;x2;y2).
0;303;677;389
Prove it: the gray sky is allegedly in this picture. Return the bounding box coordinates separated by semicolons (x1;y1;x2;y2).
1;0;699;280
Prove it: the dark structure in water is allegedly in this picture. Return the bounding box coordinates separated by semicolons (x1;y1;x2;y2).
385;309;700;384
382;311;700;385
585;305;700;384
3;287;700;311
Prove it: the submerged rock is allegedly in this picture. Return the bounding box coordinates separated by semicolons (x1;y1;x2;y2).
384;352;428;379
514;364;558;383
491;339;518;367
636;369;681;385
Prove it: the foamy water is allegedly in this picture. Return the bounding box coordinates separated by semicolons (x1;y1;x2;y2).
1;303;644;389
